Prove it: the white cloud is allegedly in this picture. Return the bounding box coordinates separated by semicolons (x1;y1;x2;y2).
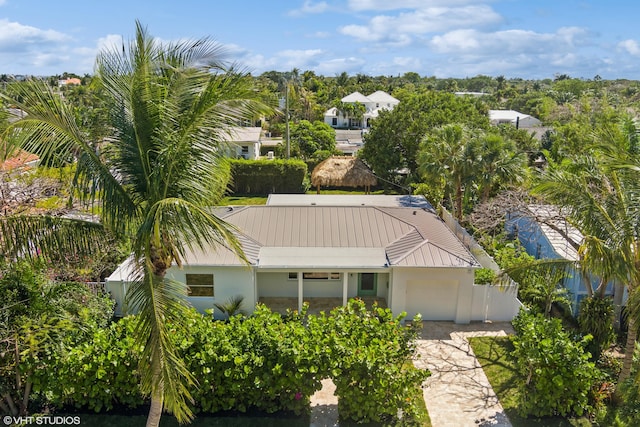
288;1;329;17
339;6;502;46
618;39;640;56
0;19;70;51
315;57;366;75
429;27;590;55
347;0;473;11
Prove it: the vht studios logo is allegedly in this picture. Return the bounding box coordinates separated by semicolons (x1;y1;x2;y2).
2;416;81;425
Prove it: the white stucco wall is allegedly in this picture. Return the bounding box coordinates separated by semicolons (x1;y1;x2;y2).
470;284;523;321
166;266;255;315
390;267;474;323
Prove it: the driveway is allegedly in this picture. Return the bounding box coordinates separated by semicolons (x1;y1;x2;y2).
413;321;514;427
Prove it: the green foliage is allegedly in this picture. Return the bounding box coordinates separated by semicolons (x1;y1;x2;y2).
475;268;496;284
578;297;616;361
43;316;143;412
213;295;246;319
0;260;115;416
307;300;430;423
511;311;599;418
29;301;428;422
287;120;336;160
229;159;308;194
360;90;489;185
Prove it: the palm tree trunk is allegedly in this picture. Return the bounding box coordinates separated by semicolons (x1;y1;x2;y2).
618;317;637;383
146;392;164;427
455;181;463;221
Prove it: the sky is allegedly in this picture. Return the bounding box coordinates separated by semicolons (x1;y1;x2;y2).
1;0;640;80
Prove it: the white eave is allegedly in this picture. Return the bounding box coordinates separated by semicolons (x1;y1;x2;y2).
257;247;387;269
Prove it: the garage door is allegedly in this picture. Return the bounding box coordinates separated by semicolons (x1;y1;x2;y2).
405;280;459;320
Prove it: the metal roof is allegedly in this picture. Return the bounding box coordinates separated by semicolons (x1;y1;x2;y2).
108;203;479;275
202;204;478;269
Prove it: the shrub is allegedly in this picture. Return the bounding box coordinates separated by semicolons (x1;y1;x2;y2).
308;300;430;423
44;317;144;412
578;296;616;361
175;304;325;415
511;311;599;418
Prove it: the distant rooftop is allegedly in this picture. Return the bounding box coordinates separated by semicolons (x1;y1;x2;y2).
266;194;434;210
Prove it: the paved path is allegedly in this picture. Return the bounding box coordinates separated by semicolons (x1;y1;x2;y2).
310;378;339;427
413;321;514;427
309;321;514;427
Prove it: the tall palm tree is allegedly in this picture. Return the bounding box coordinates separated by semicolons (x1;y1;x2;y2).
470;132;528;203
534;131;640;384
1;21;269;426
418;124;473;221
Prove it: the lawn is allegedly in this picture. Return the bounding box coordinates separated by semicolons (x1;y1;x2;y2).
468;336;592;427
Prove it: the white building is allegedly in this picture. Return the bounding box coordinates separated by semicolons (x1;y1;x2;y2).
489;110;541;128
324;91;400;129
106;195;521;323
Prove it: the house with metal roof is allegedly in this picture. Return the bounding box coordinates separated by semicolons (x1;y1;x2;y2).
506;205;625;314
106;195;520;323
489;109;541;128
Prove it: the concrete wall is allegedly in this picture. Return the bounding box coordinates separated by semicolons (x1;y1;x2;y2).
471;284;523;321
106;266;255;317
391;267;474;323
166;266;255;316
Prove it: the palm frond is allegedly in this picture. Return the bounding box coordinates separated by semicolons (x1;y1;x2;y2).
125;260;195;423
0;215;106;261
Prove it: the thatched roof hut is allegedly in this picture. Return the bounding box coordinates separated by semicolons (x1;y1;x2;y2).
311;156;377;194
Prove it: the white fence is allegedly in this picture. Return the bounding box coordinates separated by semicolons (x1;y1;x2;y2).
440;207;524;321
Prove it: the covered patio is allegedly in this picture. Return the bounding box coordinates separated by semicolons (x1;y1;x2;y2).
258;296;387;315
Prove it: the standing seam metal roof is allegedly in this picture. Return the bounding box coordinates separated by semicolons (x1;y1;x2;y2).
194;205;478;268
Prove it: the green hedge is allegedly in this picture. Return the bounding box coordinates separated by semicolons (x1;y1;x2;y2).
229;159;307;195
42;301;428;423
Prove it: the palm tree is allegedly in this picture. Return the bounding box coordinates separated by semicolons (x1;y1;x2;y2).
534;131;640;384
1;21;269;426
470;132;527;203
418;124;473;221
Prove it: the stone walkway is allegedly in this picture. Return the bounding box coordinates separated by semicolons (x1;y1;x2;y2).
414;321;514;427
309;321;514;427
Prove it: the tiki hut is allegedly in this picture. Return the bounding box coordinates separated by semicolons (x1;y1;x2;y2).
311;156;377;194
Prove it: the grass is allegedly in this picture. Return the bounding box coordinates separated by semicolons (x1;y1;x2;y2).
468;336;591;427
220;195;268;205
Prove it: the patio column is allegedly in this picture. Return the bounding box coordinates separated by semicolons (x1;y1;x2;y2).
297;271;303;312
342;273;348;306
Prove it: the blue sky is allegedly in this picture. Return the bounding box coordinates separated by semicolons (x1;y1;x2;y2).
1;0;639;80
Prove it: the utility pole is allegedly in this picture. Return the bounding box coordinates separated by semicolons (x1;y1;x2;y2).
285;82;290;159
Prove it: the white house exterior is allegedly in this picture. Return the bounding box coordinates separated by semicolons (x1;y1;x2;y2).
226;126;262;159
489;110;541;128
106;195;520;323
324;91;400;129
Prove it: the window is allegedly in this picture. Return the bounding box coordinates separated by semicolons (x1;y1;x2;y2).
332;117;338;126
288;272;340;280
186;274;214;297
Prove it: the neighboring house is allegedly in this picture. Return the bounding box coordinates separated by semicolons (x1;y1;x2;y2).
106;195;520;323
226;126;262;160
506;205;624;314
58;78;81;86
0;149;39;173
489;109;541;128
324;91;399;129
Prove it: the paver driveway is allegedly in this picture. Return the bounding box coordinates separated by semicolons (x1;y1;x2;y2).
413;321;514;427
